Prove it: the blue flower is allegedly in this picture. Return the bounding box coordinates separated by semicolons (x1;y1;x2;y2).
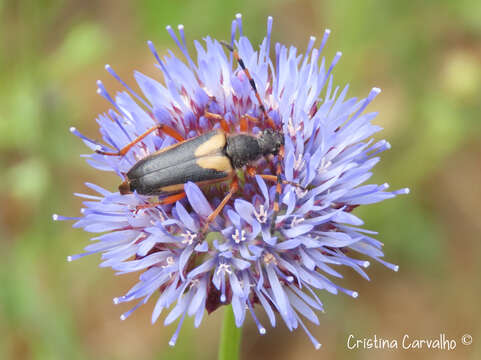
54;14;409;348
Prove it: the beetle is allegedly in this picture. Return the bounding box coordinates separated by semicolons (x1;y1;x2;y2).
118;127;284;196
96;42;302;231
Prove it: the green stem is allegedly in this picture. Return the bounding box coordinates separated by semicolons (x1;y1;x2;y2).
218;305;242;360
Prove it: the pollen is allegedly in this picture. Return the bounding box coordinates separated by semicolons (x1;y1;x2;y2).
263;252;277;265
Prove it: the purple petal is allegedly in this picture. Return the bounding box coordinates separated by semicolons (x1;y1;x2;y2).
185;182;213;218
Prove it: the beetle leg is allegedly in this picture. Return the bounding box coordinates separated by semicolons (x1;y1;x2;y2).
257;174;306;189
201;176;239;233
239;114;259;132
245;114;259;124
269;146;285;232
134;191;186;212
273;157;283;213
240;116;248;132
96;124;184;156
204;111;230;133
246;165;257;177
220;41;276;130
246;165;305;189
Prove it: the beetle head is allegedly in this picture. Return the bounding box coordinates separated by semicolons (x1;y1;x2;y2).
258;128;284;156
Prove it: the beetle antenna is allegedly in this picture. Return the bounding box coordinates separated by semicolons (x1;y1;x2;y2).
220;41;275;129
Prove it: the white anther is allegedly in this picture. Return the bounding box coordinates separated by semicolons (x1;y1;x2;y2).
287;117;302;137
162;256;175;269
216;263;232;275
294;153;305;171
232;229;246;244
254;204;268;223
294;186;308;198
180;230;197;245
291;216;305;228
318;157;332;173
189;278;199;289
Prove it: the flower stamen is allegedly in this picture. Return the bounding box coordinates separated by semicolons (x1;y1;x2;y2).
181;230;197;245
291;216;305;228
254;204;268;223
232;229;246;243
216;263;232;275
287;117;302;137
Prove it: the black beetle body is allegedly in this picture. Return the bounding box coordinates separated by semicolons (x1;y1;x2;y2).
119;128;284;195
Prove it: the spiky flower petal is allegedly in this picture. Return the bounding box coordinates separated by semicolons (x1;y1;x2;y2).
55;14;408;348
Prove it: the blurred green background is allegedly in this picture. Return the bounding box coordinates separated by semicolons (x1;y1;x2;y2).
1;1;480;359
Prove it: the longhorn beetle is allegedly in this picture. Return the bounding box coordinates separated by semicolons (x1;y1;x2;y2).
96;41;304;232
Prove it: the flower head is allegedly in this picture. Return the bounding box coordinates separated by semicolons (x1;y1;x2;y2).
55;14;409;348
